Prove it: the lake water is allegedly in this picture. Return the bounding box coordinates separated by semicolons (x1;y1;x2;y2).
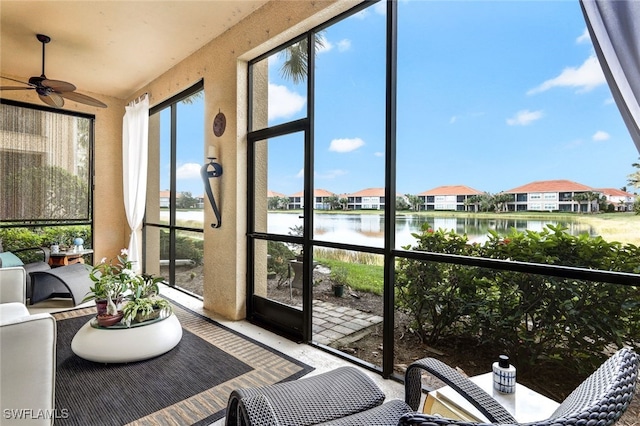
266;212;596;249
171;210;595;249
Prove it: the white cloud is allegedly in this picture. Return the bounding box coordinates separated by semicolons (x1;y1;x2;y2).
374;151;384;157
576;28;591;44
329;137;365;153
449;116;458;124
527;55;605;94
506;110;544;126
176;163;201;179
268;83;306;120
604;97;615;105
317;35;333;54
373;1;386;15
337;39;351;52
295;168;304;179
592;130;610;141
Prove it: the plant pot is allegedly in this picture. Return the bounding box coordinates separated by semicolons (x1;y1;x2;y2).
95;295;123;316
332;284;344;297
134;309;162;323
96;312;124;327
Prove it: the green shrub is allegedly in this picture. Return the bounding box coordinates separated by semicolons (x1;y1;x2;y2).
396;224;640;372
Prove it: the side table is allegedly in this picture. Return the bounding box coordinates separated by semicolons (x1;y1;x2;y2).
424;372;559;422
49;249;93;267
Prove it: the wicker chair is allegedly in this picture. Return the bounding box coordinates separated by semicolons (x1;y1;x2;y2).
225;365;413;425
399;347;639;426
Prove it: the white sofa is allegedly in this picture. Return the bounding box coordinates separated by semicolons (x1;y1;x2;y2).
0;266;57;426
0;266;27;304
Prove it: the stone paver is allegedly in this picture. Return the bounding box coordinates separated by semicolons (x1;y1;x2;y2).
311;300;383;347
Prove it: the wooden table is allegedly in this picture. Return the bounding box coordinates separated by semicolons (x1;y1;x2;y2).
48;249;93;267
424;372;560;422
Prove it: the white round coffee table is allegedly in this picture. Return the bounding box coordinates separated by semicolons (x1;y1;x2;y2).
71;313;182;363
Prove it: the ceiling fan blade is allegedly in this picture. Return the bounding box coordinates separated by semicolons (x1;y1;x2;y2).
39;93;64;108
0;86;34;91
1;75;33;86
42;79;76;92
58;91;107;108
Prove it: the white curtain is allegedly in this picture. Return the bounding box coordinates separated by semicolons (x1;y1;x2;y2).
581;0;640;152
122;94;149;272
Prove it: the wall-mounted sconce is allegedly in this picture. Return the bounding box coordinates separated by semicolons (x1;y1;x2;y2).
201;146;223;228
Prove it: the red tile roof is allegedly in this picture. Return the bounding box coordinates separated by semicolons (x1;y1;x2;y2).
350;187;386;197
595;188;635;197
288;189;336;197
418;185;483;196
267;190;287;198
504;179;593;193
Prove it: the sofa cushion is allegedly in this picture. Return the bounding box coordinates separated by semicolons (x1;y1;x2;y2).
0;252;24;268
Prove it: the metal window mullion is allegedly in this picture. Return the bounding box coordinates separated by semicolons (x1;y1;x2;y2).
303;31;316;343
383;0;398;379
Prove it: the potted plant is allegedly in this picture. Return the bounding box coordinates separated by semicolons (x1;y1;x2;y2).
330;266;348;297
82;248;172;327
121;271;172;326
82;249;132;316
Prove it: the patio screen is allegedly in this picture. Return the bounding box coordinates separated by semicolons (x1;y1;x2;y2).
0;101;92;223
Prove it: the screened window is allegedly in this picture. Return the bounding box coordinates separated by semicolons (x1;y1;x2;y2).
0;101;92;223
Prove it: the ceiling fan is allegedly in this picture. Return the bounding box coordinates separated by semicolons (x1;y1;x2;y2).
0;34;107;108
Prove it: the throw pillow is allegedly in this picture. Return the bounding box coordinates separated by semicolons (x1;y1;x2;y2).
0;252;25;268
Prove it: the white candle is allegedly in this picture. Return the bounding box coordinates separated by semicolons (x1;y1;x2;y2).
208;146;217;158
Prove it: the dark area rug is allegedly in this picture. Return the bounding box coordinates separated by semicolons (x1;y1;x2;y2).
53;299;314;426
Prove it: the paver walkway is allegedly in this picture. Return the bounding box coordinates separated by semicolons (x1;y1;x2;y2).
312;300;383;346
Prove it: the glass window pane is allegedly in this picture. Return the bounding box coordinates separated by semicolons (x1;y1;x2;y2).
313;11;386;246
250;40;308;132
0;103;91;222
313;248;384;369
257;133;305;235
176;94;204;230
394;258;640;396
396;1;639;269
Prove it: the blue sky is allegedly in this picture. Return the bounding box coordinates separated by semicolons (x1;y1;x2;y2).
173;0;639;198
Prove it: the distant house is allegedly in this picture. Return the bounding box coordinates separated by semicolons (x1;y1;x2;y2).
503;179;600;212
159;190;170;208
267;190;288;210
418;185;484;211
286;189;336;210
348;188;386;210
596;188;636;212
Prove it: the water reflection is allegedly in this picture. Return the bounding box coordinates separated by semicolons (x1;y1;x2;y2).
266;212;596;249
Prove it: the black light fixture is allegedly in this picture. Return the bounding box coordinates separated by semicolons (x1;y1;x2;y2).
201;146;223;228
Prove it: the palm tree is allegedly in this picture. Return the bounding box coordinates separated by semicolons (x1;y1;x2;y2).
279;33;325;84
627;157;640;190
572;192;587;213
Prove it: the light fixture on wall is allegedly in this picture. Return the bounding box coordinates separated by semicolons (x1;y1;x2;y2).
201;145;223;228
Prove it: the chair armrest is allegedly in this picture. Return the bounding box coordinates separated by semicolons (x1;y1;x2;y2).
13;246;50;264
404;357;516;423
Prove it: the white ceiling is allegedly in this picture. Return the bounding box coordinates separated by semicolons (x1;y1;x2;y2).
0;1;270;99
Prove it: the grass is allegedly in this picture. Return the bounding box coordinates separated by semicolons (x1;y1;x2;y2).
314;248;384;295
